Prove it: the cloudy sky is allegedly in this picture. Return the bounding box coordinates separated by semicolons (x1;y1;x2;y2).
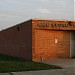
0;0;74;30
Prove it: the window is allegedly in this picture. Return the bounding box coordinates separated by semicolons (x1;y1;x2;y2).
17;27;20;31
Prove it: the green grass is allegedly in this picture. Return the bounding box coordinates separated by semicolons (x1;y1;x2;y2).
0;54;62;73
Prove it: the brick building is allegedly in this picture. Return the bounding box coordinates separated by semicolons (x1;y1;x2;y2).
0;19;75;61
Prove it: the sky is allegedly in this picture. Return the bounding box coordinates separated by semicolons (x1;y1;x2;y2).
0;0;74;30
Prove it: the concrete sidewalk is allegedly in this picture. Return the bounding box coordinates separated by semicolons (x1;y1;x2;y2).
0;68;74;75
44;58;75;68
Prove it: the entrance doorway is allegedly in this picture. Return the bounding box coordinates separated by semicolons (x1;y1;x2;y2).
70;31;75;58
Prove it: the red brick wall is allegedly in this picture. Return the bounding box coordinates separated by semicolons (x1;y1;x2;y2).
32;19;71;61
0;20;32;60
33;30;70;61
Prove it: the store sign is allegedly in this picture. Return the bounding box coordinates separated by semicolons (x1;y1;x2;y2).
51;24;69;27
37;23;49;27
37;22;75;27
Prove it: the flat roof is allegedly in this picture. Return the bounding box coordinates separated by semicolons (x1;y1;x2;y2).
32;18;75;22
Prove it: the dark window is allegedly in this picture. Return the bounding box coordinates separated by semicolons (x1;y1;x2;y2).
17;27;20;31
